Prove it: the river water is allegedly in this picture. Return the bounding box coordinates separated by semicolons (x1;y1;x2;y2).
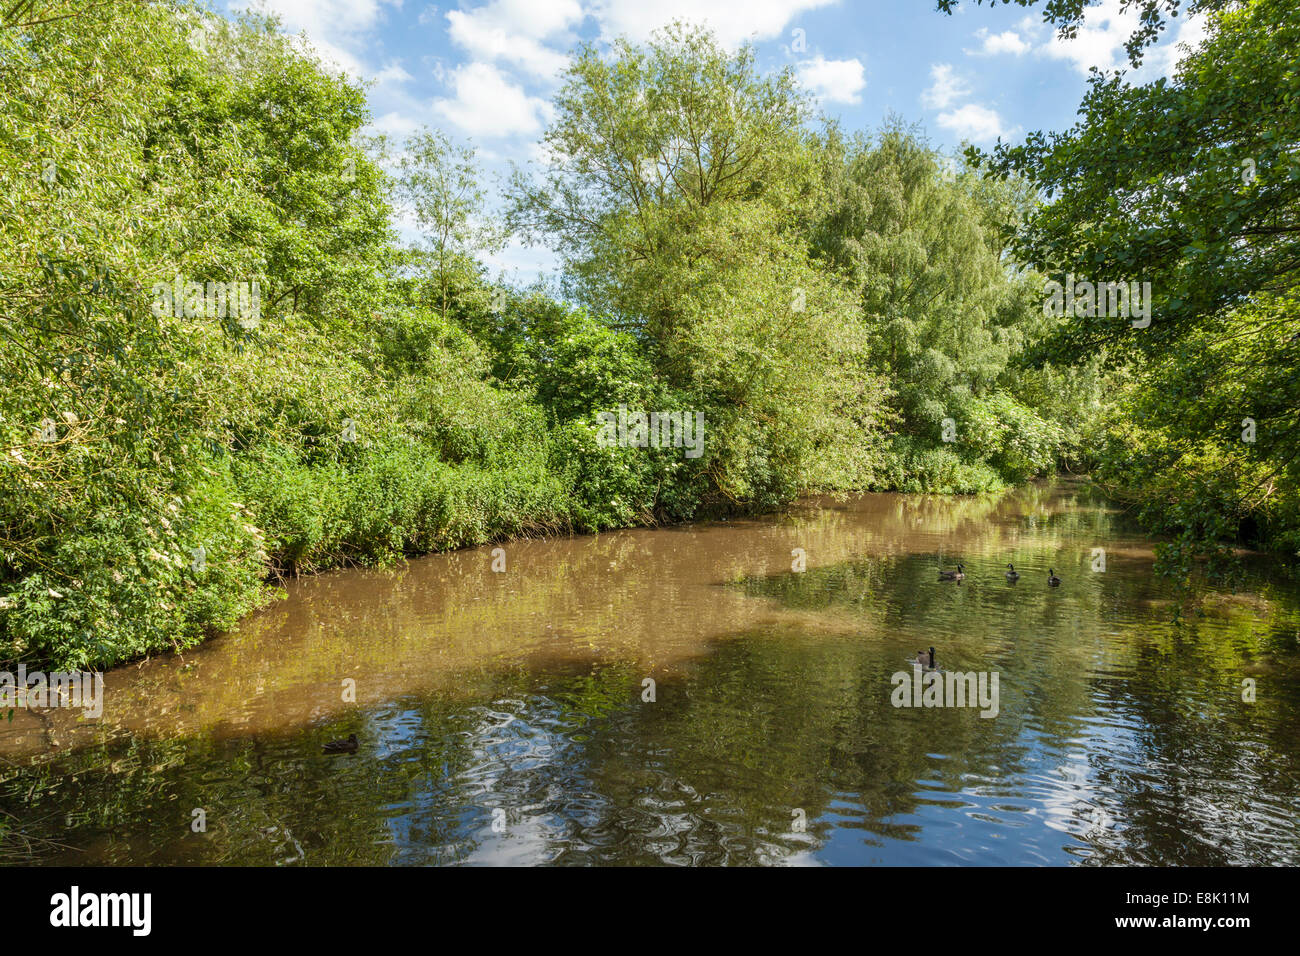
2;480;1298;865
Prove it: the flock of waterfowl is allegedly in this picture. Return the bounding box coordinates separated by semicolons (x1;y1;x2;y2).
938;562;1060;587
326;561;1066;753
917;561;1061;672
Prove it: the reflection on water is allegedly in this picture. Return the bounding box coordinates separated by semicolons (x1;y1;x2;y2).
2;481;1298;865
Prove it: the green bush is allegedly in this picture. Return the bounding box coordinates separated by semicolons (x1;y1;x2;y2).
874;437;1005;495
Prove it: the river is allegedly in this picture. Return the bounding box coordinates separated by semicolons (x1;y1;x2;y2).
2;480;1298;865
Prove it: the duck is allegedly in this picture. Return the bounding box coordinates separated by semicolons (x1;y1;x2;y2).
323;733;358;754
938;563;965;581
1005;563;1020;582
913;647;938;671
1047;569;1061;587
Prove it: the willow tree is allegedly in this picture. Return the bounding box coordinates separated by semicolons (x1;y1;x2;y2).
812;124;1097;487
397;129;501;322
510;23;892;505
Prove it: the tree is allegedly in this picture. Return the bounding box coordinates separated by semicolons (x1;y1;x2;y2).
511;22;893;504
967;0;1298;362
813;123;1094;488
961;0;1300;556
397;129;501;322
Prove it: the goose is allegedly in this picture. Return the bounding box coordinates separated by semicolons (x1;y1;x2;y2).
323;733;358;754
1047;569;1061;587
1005;563;1020;582
938;563;965;581
913;647;938;671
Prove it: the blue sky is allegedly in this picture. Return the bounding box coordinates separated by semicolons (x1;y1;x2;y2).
223;0;1208;282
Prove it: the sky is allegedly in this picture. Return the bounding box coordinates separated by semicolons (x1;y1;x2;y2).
221;0;1209;283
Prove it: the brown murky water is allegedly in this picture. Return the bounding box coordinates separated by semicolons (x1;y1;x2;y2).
2;480;1298;865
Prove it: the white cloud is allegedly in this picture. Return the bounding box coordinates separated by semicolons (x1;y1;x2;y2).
432;62;551;137
235;0;402;78
968;26;1029;56
920;63;969;111
1149;11;1209;77
590;0;836;49
445;0;583;80
1038;0;1210;77
921;62;1015;144
242;0;398;36
369;110;423;141
374;61;414;86
936;102;1015;142
796;56;865;105
1039;0;1138;75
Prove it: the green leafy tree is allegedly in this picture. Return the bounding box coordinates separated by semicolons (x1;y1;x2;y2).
511;22;893;505
961;0;1300;556
813;123;1096;489
397;129;503;322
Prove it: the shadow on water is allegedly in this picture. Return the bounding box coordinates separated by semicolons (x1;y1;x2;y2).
3;480;1298;865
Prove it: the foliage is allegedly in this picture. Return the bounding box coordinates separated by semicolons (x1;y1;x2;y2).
510;23;896;508
0;4;1151;670
813;123;1104;488
967;0;1300;559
